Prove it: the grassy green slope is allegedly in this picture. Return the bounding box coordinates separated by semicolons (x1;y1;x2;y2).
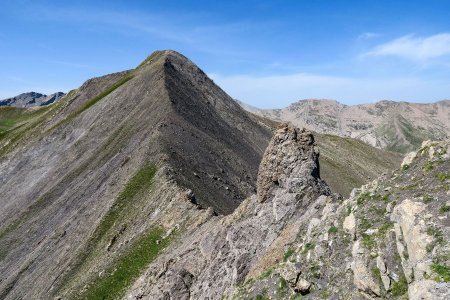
317;133;403;197
59;164;173;300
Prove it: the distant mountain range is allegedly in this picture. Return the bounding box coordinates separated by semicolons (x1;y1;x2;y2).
238;98;450;153
0;92;65;108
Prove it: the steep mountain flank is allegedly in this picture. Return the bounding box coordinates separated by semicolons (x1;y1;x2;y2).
0;50;272;299
240;99;450;153
0;92;65;107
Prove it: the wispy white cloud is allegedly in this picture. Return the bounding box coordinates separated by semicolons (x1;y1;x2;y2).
357;32;381;41
25;5;265;58
44;59;93;69
209;72;450;108
8;76;27;83
364;33;450;61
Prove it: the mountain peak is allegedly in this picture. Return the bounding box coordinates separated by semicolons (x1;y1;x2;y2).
136;49;191;70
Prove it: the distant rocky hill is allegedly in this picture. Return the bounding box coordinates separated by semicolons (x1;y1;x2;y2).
239;99;450;153
0;92;65;108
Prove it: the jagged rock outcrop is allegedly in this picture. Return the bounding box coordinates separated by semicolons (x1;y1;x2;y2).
257;124;329;203
125;124;334;299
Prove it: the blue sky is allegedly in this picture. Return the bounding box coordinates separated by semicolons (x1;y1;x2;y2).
1;0;450;107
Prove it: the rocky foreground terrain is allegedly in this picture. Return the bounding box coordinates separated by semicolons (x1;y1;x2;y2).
0;91;65;108
239;99;450;153
0;50;447;299
225;128;450;300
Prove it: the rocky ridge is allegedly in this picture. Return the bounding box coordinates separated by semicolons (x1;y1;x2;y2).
0;92;65;107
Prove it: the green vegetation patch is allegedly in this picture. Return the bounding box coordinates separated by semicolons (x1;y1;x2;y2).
391;274;408;296
328;226;338;234
0;118;16;135
59;163;158;298
377;222;394;236
302;243;315;254
437;173;450;182
283;247;295;262
136;51;163;69
424;161;434;172
426;226;446;252
431;263;450;282
277;276;288;297
423;195;434;204
359;217;372;232
259;267;274;279
0;97;70;156
439;204;450;214
93;163;157;242
371;266;382;285
255;289;270;300
401;164;410;172
361;234;376;250
356;192;371;205
77;227;170;300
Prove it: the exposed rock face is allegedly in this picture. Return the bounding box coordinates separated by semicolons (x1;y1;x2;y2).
257;123;329;203
239;98;450;153
0;91;65;107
